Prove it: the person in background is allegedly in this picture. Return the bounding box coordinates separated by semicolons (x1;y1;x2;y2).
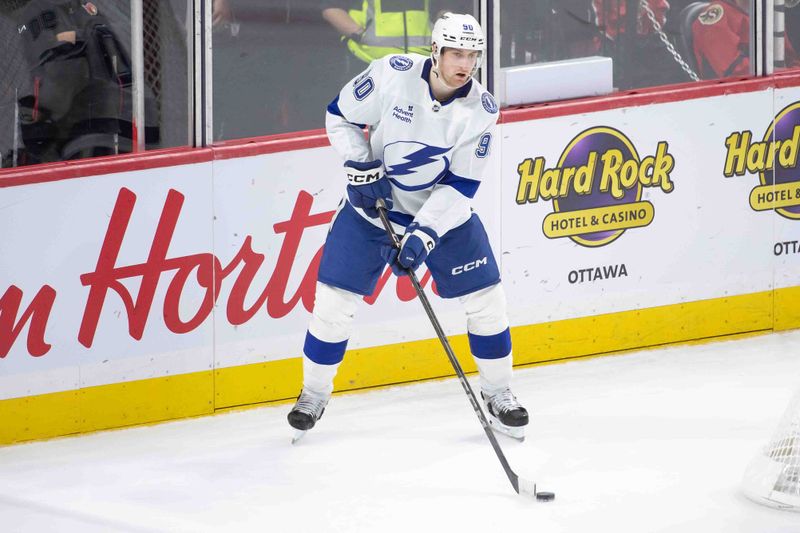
592;0;691;88
692;0;799;78
212;0;233;27
785;0;800;71
2;0;232;166
321;0;433;79
5;0;152;164
593;0;669;42
497;1;691;89
499;0;602;66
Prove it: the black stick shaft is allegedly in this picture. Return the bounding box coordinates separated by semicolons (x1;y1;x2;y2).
375;202;520;494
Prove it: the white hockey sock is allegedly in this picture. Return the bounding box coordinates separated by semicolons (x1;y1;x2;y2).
302;355;340;397
474;354;513;395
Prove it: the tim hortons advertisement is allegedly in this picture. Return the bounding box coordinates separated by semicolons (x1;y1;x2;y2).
500;91;776;327
0;164;216;399
0;146;502;399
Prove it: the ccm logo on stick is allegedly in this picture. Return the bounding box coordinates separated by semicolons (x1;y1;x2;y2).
452;257;487;275
347;172;382;184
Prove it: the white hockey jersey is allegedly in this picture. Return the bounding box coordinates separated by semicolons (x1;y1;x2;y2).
326;53;499;239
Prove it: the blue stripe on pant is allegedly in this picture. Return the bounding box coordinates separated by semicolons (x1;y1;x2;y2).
304;331;348;365
468;327;512;359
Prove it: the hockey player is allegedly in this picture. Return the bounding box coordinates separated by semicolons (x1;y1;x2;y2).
288;13;529;441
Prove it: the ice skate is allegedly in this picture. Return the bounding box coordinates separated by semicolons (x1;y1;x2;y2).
288;389;330;444
481;388;528;441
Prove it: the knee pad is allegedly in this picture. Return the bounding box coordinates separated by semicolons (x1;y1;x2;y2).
462;284;512;361
459;283;509;336
307;282;361;343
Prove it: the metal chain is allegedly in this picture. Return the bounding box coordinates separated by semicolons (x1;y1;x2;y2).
640;0;701;81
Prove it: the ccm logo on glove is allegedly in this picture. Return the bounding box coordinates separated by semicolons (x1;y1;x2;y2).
347;170;383;184
344;159;393;218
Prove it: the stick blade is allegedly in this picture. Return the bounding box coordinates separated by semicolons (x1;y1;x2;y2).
291;430;307;445
517;476;538;498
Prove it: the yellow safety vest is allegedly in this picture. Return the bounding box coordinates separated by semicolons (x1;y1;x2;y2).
347;0;431;63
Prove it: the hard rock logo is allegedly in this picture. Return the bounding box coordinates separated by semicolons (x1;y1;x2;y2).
723;101;800;220
515;126;675;247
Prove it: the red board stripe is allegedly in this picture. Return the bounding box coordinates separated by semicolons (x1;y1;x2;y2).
212;129;330;160
0;147;213;188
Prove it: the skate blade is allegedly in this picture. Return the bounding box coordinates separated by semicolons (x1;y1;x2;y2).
291;430;308;445
487;418;526;442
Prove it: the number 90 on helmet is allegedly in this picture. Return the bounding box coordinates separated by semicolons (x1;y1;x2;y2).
431;12;486;77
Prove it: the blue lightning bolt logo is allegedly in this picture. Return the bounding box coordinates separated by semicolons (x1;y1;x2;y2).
387;144;451;176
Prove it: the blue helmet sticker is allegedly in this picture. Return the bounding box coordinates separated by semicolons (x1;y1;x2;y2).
481;92;498;114
389;55;414;71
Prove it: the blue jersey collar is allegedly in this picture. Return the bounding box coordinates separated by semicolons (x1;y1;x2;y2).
421;58;472;107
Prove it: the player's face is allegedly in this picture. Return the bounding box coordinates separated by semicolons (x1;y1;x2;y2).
439;48;479;87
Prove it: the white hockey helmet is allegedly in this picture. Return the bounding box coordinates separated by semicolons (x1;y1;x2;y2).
431;13;486;77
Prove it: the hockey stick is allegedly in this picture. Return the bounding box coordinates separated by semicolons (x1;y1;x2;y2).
375;200;544;499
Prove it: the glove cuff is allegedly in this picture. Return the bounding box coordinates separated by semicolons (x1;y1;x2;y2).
344;159;383;171
406;222;439;253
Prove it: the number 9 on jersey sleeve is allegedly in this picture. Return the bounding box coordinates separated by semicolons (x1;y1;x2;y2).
475;132;492;158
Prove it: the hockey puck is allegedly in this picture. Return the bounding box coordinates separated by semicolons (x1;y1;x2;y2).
536;491;555;502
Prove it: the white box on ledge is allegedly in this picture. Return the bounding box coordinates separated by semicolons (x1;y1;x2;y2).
498;56;613;107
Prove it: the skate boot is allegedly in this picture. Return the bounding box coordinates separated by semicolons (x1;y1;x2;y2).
481;387;529;441
288;389;330;443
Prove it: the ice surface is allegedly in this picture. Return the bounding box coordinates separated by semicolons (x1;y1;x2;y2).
2;330;800;532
